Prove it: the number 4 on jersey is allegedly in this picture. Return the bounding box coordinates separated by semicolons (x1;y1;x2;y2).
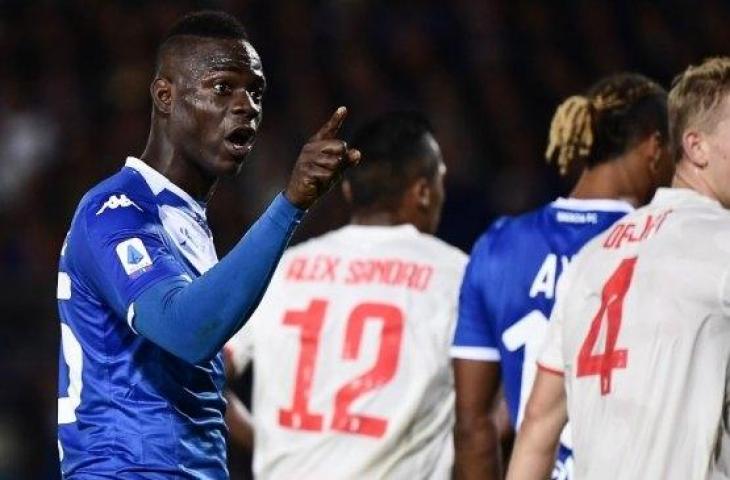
577;257;637;395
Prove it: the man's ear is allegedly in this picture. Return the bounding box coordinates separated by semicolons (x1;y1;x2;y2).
411;177;431;210
682;129;709;169
151;77;173;116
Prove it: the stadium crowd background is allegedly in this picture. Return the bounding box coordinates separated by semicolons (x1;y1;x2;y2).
0;0;727;478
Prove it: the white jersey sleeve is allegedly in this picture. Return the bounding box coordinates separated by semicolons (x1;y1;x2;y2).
224;317;256;377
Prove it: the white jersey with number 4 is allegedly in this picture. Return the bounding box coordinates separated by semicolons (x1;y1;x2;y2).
539;188;730;479
226;224;467;479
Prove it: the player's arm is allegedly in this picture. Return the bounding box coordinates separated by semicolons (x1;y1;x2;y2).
505;368;566;480
223;338;254;452
225;389;254;451
507;267;571;480
129;191;299;365
88;108;360;366
451;233;504;480
492;390;516;468
453;359;503;480
132;107;361;364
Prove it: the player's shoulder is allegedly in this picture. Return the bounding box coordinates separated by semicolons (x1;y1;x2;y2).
377;224;468;269
280;229;336;258
81;165;154;211
472;215;510;253
286;224;466;268
588;191;730;244
481;199;631;251
639;191;730;249
489;201;557;239
668;195;730;229
470;203;549;256
408;229;467;266
74;164;159;235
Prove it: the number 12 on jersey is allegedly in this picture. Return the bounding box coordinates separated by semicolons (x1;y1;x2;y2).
279;299;404;438
577;257;637;395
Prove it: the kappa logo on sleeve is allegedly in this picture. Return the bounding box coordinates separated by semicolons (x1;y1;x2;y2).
115;238;153;276
96;194;142;216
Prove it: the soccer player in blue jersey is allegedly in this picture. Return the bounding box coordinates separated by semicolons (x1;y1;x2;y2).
56;11;360;479
451;73;673;480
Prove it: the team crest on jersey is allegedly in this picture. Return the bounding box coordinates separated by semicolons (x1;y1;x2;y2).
96;194;142;215
115;238;152;276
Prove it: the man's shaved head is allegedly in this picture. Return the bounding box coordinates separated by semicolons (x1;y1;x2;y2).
155;10;249;76
346;111;446;234
147;10;266;184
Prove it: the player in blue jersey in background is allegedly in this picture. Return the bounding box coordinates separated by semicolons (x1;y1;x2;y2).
56;11;360;479
451;73;673;480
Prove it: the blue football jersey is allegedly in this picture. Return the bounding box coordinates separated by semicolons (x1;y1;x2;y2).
57;157;227;478
451;197;633;480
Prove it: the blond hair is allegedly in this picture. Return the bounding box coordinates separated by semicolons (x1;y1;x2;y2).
546;74;666;175
669;57;730;162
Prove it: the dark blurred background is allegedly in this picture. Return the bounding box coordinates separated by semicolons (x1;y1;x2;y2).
0;0;726;478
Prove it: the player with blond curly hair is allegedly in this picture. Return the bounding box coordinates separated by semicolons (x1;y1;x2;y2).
452;72;672;480
508;57;730;480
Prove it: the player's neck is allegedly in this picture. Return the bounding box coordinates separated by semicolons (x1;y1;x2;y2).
672;159;722;203
569;160;642;207
351;210;414;228
350;211;431;234
140;134;217;203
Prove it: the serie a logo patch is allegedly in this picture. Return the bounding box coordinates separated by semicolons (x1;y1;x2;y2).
115;238;153;276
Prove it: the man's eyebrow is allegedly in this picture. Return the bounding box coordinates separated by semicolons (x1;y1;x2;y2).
207;63;247;72
202;65;267;89
204;59;264;76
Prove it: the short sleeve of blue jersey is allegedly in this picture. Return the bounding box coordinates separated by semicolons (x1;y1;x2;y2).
451;222;503;361
77;192;188;321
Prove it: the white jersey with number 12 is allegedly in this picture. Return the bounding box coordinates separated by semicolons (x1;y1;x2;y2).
226;224;467;480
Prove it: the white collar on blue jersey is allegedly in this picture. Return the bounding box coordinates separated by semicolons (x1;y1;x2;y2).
551;197;634;213
125;156;207;218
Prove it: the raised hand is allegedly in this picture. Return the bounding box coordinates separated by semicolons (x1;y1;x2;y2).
284;106;362;209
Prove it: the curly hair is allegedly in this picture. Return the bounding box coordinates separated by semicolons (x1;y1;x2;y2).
546;73;667;174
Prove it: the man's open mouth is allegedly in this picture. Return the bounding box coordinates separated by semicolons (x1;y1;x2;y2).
224;127;256;154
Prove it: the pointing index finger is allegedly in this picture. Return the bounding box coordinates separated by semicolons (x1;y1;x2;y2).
310;106;347;141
